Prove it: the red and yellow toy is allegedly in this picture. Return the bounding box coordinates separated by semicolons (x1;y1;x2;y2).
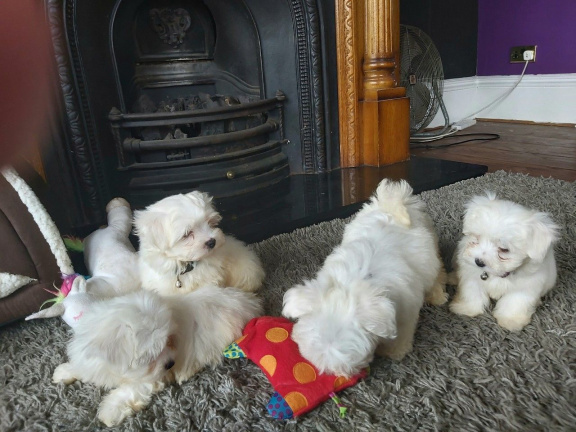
223;316;368;419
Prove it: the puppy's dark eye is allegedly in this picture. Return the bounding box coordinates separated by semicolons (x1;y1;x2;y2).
498;247;509;253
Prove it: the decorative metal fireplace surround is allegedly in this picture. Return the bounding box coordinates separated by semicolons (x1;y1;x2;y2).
46;0;338;224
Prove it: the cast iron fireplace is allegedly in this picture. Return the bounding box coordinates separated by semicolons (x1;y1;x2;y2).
46;0;338;226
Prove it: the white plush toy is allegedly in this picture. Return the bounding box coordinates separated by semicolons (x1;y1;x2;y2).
26;198;141;328
25;274;94;327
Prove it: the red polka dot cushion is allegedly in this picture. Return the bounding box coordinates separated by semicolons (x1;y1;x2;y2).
223;316;368;419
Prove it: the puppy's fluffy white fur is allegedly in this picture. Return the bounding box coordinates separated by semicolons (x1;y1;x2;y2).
53;286;261;426
134;191;265;296
26;197;140;325
282;179;447;377
449;193;559;331
82;197;140;296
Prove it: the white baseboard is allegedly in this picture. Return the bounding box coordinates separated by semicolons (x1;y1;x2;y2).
427;73;576;128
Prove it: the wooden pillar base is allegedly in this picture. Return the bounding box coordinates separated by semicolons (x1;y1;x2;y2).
360;96;410;166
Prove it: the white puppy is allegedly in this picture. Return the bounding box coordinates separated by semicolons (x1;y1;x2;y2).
134;191;265;296
82;197;140;296
53;286;262;427
449;193;559;331
282;179;447;377
26;197;140;326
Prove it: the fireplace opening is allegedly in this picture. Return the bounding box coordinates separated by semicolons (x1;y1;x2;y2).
107;0;289;199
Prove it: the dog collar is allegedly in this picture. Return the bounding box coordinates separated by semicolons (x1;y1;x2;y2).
175;261;195;288
480;270;512;281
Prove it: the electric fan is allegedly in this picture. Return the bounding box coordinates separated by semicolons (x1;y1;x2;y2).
399;25;450;137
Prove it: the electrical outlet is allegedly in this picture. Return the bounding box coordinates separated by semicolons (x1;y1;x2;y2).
510;45;537;63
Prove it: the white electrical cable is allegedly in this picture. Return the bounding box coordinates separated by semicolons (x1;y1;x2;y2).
410;60;530;143
410;126;459;142
459;59;530;121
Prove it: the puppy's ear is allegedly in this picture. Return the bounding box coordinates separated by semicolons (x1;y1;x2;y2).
462;199;480;235
208;211;222;227
359;296;397;339
84;322;168;369
526;212;559;262
462;195;490;236
196;192;222;225
282;284;315;319
462;211;478;237
85;322;137;368
132;327;170;367
133;209;168;249
184;191;221;224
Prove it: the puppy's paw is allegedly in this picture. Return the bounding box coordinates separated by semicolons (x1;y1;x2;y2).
175;374;188;385
446;271;458;286
376;342;413;361
174;367;200;385
449;299;485;317
426;285;448;306
98;385;155;426
106;197;130;212
425;266;448;305
98;398;133;427
493;311;531;332
52;363;77;385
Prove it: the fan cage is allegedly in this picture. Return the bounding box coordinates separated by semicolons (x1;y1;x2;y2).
399;25;447;135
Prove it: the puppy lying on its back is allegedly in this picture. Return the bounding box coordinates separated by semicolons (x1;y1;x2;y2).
26;197;140;327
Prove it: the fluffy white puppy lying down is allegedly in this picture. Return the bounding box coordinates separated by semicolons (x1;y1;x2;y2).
449;193;559;331
134;191;265;296
283;179;447;377
52;286;262;427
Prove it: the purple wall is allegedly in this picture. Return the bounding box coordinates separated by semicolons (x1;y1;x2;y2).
477;0;576;76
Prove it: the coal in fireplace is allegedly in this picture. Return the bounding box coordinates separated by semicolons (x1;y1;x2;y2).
45;0;338;226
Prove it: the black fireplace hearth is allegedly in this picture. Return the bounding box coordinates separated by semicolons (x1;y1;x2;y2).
45;0;339;227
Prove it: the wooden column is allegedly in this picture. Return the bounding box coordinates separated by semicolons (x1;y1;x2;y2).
336;0;410;168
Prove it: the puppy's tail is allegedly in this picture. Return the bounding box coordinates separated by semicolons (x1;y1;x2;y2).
371;179;415;228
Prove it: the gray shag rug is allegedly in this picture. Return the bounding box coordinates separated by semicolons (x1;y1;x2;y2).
1;171;575;432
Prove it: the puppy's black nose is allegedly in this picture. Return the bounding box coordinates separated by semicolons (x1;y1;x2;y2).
475;258;486;268
164;360;175;370
205;238;216;249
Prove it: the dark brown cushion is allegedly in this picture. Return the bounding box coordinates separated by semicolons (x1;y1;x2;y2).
0;171;61;326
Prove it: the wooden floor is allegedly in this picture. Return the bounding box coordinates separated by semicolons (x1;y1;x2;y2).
410;120;576;181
